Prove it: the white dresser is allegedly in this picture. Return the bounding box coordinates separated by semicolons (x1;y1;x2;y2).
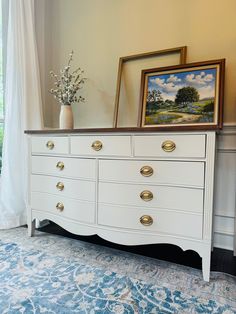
26;129;216;281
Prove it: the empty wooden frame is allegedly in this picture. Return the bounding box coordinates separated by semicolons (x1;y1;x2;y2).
113;46;187;128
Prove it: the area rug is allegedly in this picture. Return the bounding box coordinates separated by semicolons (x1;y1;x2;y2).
0;228;235;313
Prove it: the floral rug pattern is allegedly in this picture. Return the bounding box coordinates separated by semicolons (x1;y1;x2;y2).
0;227;235;313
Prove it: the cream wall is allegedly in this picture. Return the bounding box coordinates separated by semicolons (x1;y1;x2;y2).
36;0;236;128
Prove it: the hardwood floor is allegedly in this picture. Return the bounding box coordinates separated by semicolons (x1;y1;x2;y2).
39;222;236;277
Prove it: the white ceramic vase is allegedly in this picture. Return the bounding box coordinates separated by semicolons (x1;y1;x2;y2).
59;105;74;129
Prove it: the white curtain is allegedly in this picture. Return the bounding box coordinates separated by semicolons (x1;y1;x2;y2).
0;0;43;229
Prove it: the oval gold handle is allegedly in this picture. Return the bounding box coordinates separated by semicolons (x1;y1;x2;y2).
162;140;176;152
91;140;103;151
140;166;154;177
56;182;64;191
56;202;64;212
46;140;54;150
140;215;153;226
56;161;64;170
140;190;153;201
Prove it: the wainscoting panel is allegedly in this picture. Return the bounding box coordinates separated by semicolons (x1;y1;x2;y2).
213;124;236;251
213;233;234;251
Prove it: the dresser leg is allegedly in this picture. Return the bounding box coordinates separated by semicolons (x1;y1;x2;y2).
202;252;211;282
28;219;36;237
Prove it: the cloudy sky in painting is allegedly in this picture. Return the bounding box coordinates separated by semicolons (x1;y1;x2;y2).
147;68;217;101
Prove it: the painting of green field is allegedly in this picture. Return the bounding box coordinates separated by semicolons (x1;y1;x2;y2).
145;99;214;125
144;67;217;125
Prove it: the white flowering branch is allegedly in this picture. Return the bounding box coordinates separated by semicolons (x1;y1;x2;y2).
49;51;86;105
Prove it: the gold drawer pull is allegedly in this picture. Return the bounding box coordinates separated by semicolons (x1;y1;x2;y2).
162;140;176;152
140;190;153;201
140;166;153;177
56;202;64;211
56;182;64;191
91;140;103;151
46;140;54;150
140;215;153;226
56;161;64;170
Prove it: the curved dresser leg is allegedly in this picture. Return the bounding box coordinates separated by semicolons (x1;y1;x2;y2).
202;250;211;282
28;219;36;237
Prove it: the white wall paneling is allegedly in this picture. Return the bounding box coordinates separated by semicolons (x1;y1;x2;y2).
213;124;236;252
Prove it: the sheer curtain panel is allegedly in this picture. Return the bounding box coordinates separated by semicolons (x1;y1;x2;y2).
0;0;43;229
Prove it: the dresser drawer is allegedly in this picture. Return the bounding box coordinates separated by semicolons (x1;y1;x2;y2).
31;136;69;155
31;156;96;180
99;160;204;188
31;175;95;201
134;134;206;158
31;192;95;224
99;182;203;213
98;204;202;239
71;135;131;156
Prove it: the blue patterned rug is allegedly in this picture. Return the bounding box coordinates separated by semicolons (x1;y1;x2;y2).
0;228;235;313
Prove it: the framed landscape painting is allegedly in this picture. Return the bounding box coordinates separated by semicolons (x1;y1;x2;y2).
139;59;225;130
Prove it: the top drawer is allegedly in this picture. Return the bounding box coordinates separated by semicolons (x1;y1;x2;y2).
134;134;206;158
31;136;69;155
71;135;131;156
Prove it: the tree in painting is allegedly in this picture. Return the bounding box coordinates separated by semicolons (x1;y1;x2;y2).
175;86;199;105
